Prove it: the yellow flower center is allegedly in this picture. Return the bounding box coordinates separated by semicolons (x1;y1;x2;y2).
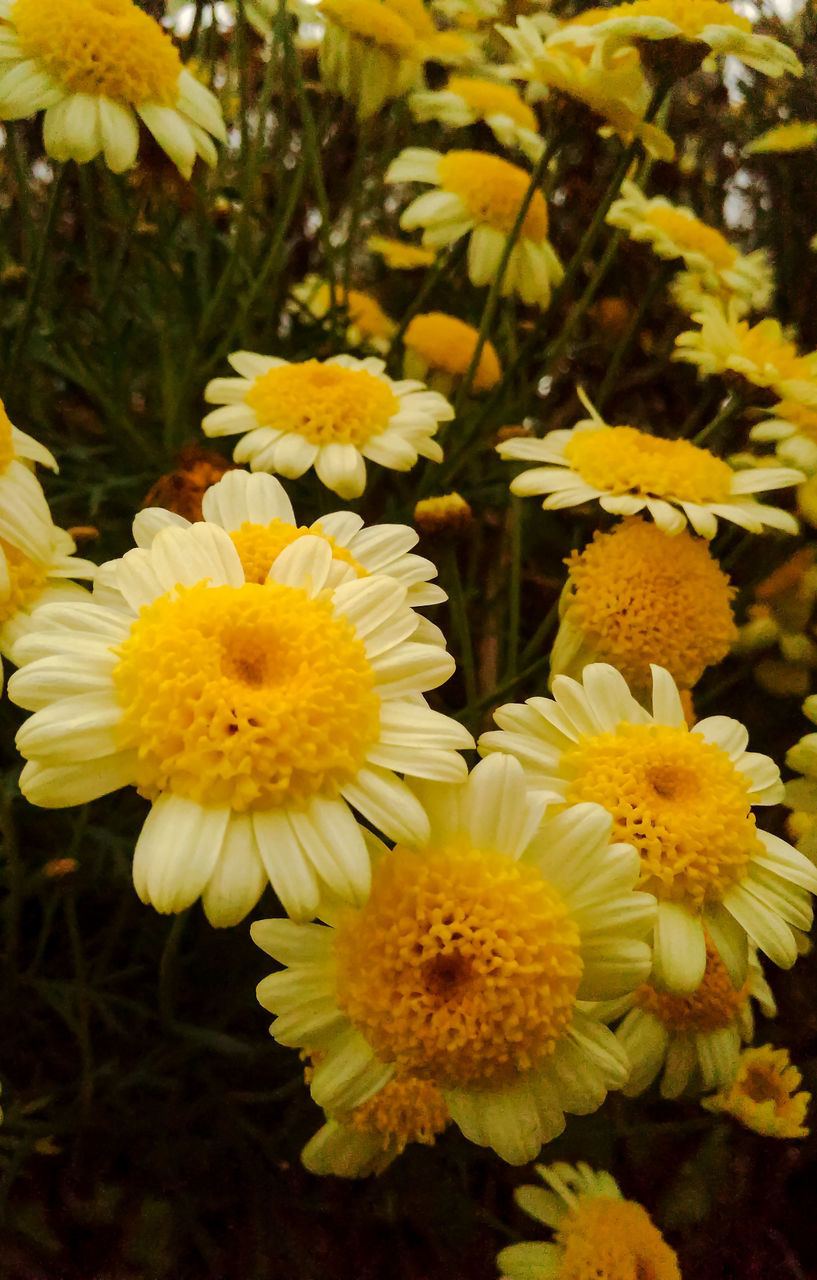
414;492;472;536
404;312;501;389
565;518;736;695
0;539;49;624
112;582;380;811
333;841;583;1089
319;0;419;55
229;521;366;585
436;151;549;240
341;1075;450;1154
576;0;750;37
244;362;400;448
734;319;814;386
556;1197;681;1280
705;1046;810;1138
367;236;436;270
646;207;737;271
562;723;763;905
12;0;182;107
564;425;734;504
447;76;538;132
0;403;15;473
636;940;747;1032
773;399;817;442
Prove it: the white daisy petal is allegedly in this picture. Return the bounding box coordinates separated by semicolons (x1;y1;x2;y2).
652;901;707;994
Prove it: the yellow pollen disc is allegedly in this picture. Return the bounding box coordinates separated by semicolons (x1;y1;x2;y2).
12;0;181;106
436;151;549;241
229;521;366;585
404;313;501;389
342;1075;450;1154
566;518;736;694
637;939;748;1032
646;207;737;271
576;0;750;35
564;425;734;504
0;539;49;623
773;400;817;442
244;362;400;447
557;1197;681;1280
735;321;813;385
319;0;418;54
112;581;380;811
0;402;15;473
705;1045;810;1138
447;76;538;132
333;842;583;1090
562;723;762;905
342;289;394;340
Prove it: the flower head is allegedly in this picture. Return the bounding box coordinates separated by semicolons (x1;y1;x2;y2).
551;517;737;698
316;0;423;118
10;517;472;925
0;400;61;576
0;0;226;175
409;74;544;161
290;277;396;355
702;1044;810;1137
498;391;802;537
403;311;501;393
366;234;436;270
745;121;817;156
414;491;473;538
0;522;96;666
140;444;236;523
479;663;817;994
498;1161;681;1280
252;755;655;1164
386;146;563;308
203;351;453;500
751;400;817;476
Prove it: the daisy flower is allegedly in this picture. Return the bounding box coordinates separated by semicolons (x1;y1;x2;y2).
316;0;423;119
547;0;801;81
550;517;737;700
734;548;817;699
366;235;436;270
0;400;61;576
385;147;563;308
750;400;817;476
290;277;396;356
9;521;473;926
414;492;473;538
251;754;655;1165
602;942;775;1100
607;181;773;312
403;312;501;395
497;391;803;537
0;522;96;666
498;17;675;161
202;352;453;501
497;1162;681;1280
674;297;817;408
744;121;817;156
409;74;544;162
479;662;817;995
702;1045;810;1138
0;0;226;177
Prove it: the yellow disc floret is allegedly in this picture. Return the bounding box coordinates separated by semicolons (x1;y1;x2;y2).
333;841;583;1089
564;426;734;503
341;1075;450;1153
112;581;380;810
404;313;501;389
734;320;815;387
436;151;549;240
703;1045;810;1138
244;362;399;447
565;518;737;693
646;207;737;270
12;0;182;107
0;539;49;623
319;0;419;54
556;1197;682;1280
636;939;748;1032
562;723;762;905
447;76;538;131
229;521;366;585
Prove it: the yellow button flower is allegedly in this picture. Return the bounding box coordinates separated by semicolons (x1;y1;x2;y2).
703;1045;810;1137
403;311;501;393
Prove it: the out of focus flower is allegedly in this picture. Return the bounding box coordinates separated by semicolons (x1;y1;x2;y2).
0;0;226;176
203;351;453;500
366;235;435;270
141;444;236;523
291;277;396;354
734;548;817;698
317;0;422;118
702;1044;810;1137
751;400;817;476
414;491;473;537
403;311;501;394
0;523;95;666
498;1162;681;1280
744;121;817;156
409;74;544;161
387;146;563;307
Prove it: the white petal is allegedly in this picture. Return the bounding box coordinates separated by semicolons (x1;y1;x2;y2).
652;901;707;994
133;796;229;914
201;469;295;529
19;752;137;807
201;814;267;926
252;809;321;921
341;766;430;845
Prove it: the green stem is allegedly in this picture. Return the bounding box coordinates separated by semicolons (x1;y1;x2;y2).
504;496;523;681
158;910;189;1028
693;389;744;447
5;164;66;374
387;239;467;363
1;787;21;993
459;647;553;723
596;261;675;412
520;595;560;667
443;546;477;710
342;116;371;297
77;163;102;304
181;0;206;61
64;889;95;1114
6;125;31;263
541;227;626;379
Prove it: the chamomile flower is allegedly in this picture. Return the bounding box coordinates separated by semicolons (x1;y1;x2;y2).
386;147;563;308
604;942;775;1099
366;235;436;270
409;74;544;162
0;0;226;176
751;400;817;476
0;523;96;665
9;521;473;925
403;312;501;394
202;352;453;501
734;549;817;699
290;278;396;354
0;400;61;576
674;297;817;407
497;391;803;537
550;518;737;699
607;182;773;311
744;121;817;156
498;1162;681;1280
479;663;817;994
702;1045;810;1137
316;0;423;118
252;755;655;1166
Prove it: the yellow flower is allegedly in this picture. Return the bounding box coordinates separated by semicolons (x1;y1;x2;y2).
498;1162;681;1280
499;16;675;160
386;146;563;307
551;517;737;698
366;235;435;270
702;1045;810;1137
608;180;773;311
734;547;817;699
403;311;501;393
317;0;422;118
414;491;473;537
498;389;803;537
745;120;817;156
290;277;396;355
409;74;544;161
751;399;817;476
0;0;226;176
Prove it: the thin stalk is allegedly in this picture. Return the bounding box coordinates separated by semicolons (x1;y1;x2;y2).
342;116;371;297
387;239;467;362
504;496;523;680
77;163;102;304
1;787;21;992
64;889;95;1114
5;164;66;374
693;389;744;447
520;595;560;667
158;910;188;1027
181;0;206;61
443;546;477;710
458;647;552;723
6;125;31;262
541;227;626;379
236;0;252;171
596;260;674;411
